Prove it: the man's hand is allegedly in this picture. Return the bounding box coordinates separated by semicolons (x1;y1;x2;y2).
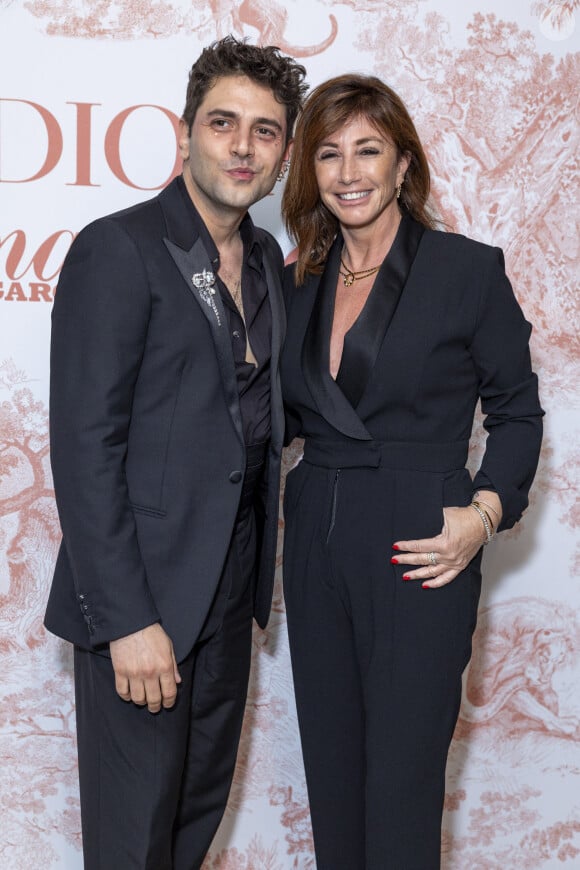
109;623;181;713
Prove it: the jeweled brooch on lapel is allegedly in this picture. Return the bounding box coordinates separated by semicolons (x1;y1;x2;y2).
192;270;221;326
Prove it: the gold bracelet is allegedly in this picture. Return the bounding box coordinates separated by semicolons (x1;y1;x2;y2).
472;491;501;523
470;502;493;544
471;500;495;533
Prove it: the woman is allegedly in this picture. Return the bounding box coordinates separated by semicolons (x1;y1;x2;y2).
280;75;543;869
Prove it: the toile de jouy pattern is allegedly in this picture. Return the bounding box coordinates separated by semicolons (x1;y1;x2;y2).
0;1;578;866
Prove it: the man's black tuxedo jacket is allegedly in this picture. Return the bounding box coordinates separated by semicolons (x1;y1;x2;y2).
45;178;285;662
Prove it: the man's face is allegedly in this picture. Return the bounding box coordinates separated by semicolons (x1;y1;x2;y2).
179;74;290;222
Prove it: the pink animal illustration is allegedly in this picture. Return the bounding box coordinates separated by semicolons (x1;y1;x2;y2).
24;0;338;55
459;597;580;739
238;0;337;56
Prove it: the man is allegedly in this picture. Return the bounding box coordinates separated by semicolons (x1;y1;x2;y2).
44;37;307;869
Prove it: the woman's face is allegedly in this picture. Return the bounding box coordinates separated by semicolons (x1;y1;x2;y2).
313;115;410;231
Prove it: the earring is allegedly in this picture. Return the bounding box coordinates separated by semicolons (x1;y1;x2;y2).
396;183;402;200
277;160;290;182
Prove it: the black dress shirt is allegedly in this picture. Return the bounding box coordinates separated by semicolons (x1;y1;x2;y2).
177;176;272;446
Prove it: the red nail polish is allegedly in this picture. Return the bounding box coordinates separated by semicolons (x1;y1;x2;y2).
392;544;400;551
403;574;411;581
421;584;431;589
391;557;399;564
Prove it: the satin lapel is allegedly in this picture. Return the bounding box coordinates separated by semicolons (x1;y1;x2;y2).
302;237;372;440
262;243;286;451
336;214;425;408
164;237;244;446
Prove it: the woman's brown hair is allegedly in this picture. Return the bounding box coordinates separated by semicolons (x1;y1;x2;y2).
282;74;437;284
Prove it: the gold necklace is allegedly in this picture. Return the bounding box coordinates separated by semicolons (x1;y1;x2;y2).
220;270;244;318
339;256;382;287
229;279;243;317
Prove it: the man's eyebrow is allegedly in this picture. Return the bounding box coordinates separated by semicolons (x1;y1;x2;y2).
206;109;283;132
254;117;283;132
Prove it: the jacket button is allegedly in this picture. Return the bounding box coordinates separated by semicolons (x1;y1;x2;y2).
229;470;243;483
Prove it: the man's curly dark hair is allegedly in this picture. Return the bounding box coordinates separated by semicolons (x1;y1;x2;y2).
182;36;308;143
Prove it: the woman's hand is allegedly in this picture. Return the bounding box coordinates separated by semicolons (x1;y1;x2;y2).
392;505;488;588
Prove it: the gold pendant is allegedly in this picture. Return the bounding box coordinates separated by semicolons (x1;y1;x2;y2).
343;272;355;287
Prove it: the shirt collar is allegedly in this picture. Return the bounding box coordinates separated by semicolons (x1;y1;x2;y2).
176;174;262;271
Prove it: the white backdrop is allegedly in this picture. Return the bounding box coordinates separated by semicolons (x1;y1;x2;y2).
0;1;579;866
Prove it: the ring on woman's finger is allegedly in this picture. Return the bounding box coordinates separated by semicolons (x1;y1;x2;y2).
428;551;437;567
